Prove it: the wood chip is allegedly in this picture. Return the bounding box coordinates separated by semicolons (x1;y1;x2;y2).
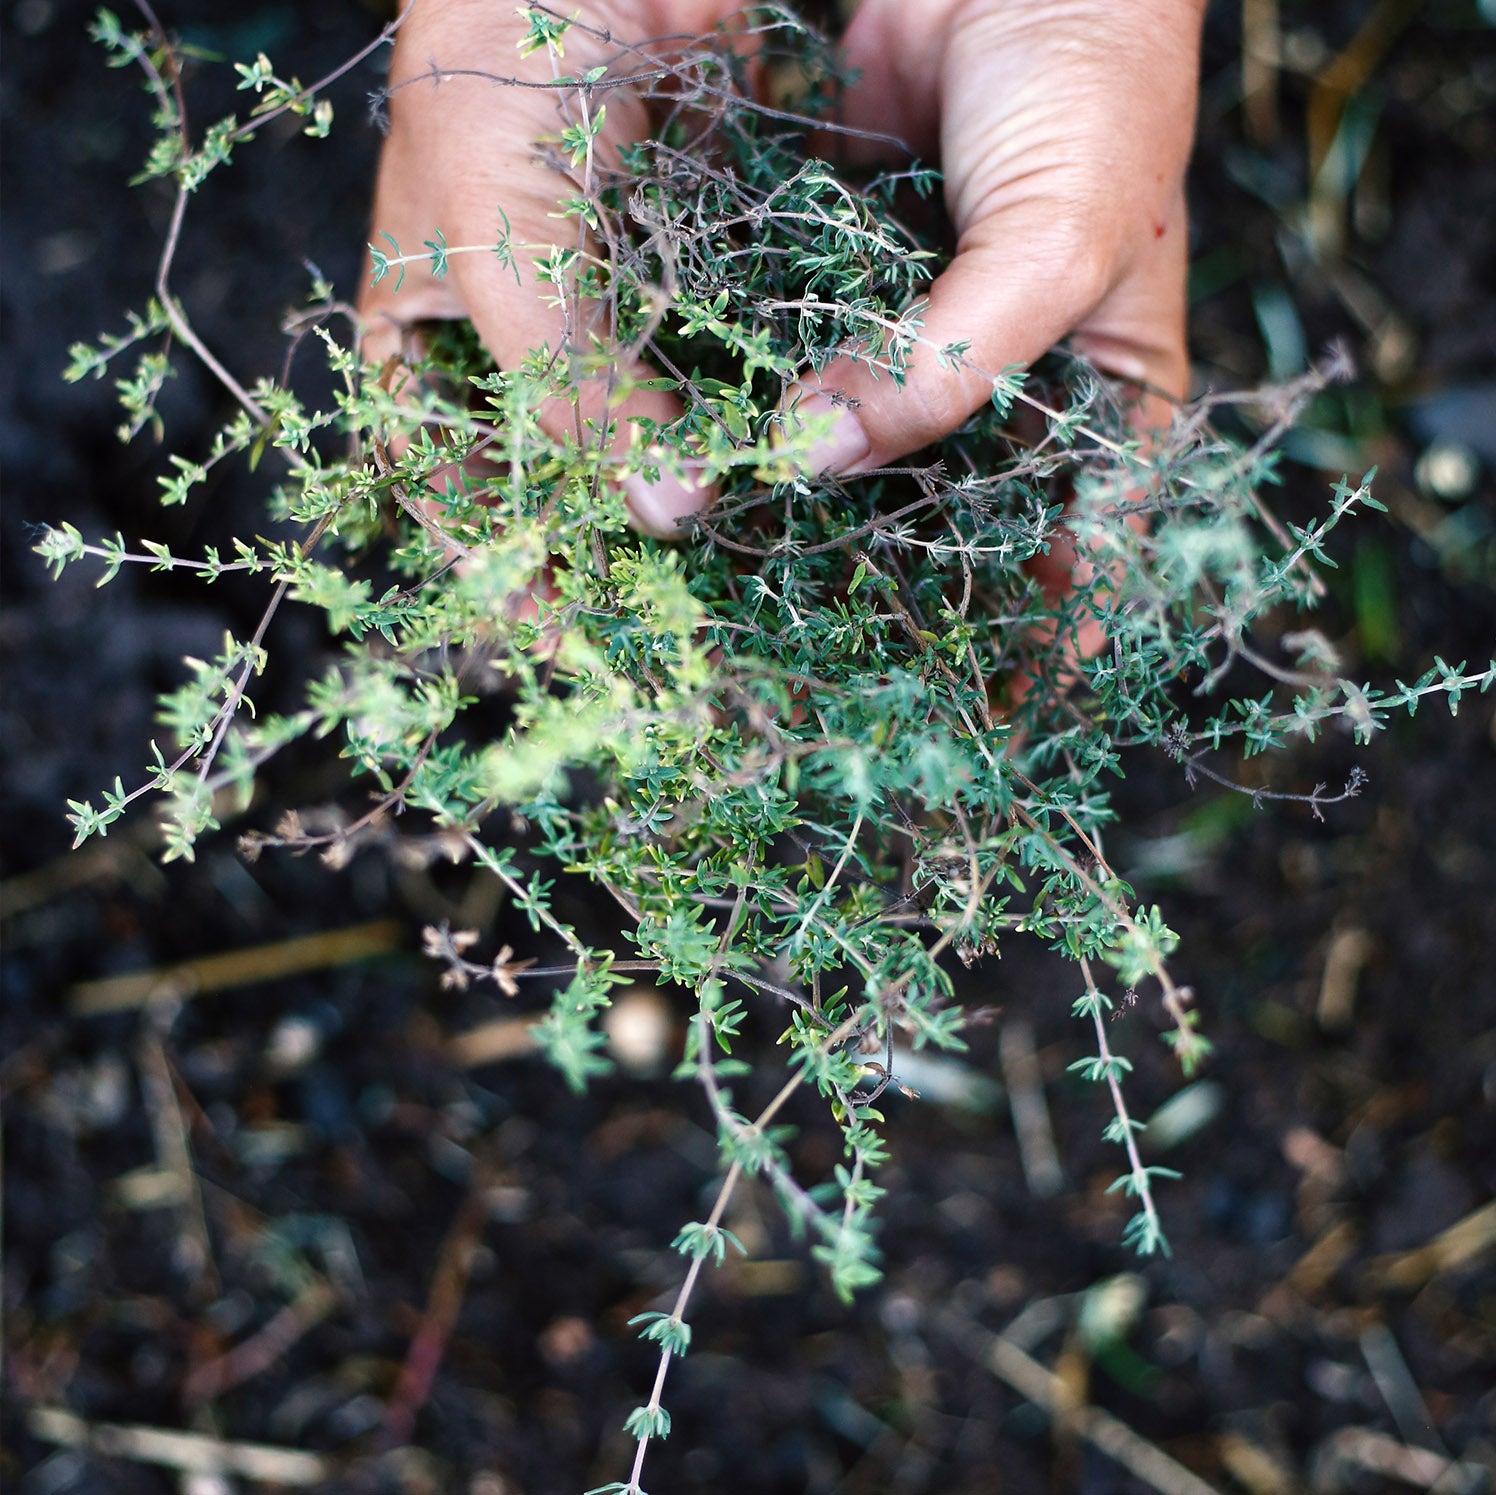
448;1018;540;1069
1316;925;1372;1032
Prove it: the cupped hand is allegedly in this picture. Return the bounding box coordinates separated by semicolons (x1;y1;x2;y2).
359;0;742;536
794;0;1205;472
363;0;1205;531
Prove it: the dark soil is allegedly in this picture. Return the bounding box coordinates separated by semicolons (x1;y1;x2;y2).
4;3;1495;1492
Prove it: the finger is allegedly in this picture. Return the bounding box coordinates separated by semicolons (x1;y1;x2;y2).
790;173;1190;473
358;6;718;536
826;0;943;165
1068;193;1191;424
786;204;1116;474
365;137;708;537
1018;190;1190;714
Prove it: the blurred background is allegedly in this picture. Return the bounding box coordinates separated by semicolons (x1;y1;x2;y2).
3;1;1495;1490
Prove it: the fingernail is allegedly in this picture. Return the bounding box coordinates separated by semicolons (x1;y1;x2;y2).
783;388;870;475
623;460;710;538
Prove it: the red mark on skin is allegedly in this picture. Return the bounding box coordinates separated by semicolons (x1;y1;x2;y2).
1154;222;1166;238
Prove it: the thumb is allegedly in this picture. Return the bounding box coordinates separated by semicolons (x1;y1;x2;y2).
788;187;1188;474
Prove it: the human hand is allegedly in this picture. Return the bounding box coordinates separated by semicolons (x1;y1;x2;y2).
359;0;742;536
793;0;1204;473
362;0;1203;536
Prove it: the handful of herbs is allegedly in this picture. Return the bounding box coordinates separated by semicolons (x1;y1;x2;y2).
38;7;1494;1483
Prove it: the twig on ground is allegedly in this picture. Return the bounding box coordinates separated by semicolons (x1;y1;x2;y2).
938;1310;1220;1495
1215;1431;1297;1494
1362;1201;1496;1292
382;1151;497;1447
1311;1426;1487;1494
1241;0;1282;145
27;1407;329;1484
183;1279;340;1405
1360;1321;1449;1458
136;1017;216;1294
1316;924;1373;1032
70;920;404;1014
448;1017;542;1068
1270;1218;1359;1306
0;834;165;920
999;1018;1064;1199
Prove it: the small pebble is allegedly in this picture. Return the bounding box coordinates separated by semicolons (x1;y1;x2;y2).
539;1314;594;1368
1078;1273;1147;1351
1144;1079;1225;1151
265;1014;322;1075
603;987;674;1074
1415;442;1479;502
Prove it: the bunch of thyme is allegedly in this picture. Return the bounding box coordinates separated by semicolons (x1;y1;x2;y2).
38;6;1495;1485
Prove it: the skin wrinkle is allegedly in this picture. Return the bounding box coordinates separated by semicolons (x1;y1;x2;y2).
939;37;1181;243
